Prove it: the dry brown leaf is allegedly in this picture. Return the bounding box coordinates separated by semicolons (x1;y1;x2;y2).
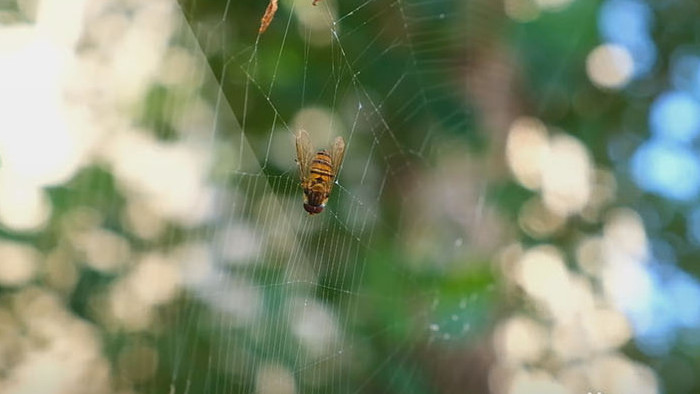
259;0;279;33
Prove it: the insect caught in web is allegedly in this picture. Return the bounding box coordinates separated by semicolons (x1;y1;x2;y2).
258;0;278;33
295;130;345;215
259;0;323;34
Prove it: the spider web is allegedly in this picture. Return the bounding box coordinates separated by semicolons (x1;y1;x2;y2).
3;0;692;392
159;0;496;392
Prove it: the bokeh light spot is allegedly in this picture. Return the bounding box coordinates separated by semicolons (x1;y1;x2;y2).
598;0;656;77
586;44;634;89
541;134;592;216
598;0;653;45
649;90;700;143
506;117;548;190
534;0;575;12
0;179;51;232
504;0;540;22
631;139;700;201
256;364;296;394
0;241;40;287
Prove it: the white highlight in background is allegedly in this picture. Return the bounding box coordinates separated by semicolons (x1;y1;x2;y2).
586;44;634;89
0;0;94;232
0;176;51;232
291;298;340;357
504;0;540;22
106;130;215;226
0;241;40;287
534;0;576;12
506;117;549;190
516;245;576;321
541;134;592;216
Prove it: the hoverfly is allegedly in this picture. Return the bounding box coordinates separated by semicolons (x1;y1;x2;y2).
295;129;345;215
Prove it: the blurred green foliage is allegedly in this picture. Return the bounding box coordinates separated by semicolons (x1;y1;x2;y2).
2;0;699;392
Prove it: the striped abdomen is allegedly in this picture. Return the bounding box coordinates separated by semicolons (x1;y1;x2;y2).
309;150;335;185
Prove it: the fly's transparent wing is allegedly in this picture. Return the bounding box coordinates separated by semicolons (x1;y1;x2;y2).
329;136;346;187
295;129;314;180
